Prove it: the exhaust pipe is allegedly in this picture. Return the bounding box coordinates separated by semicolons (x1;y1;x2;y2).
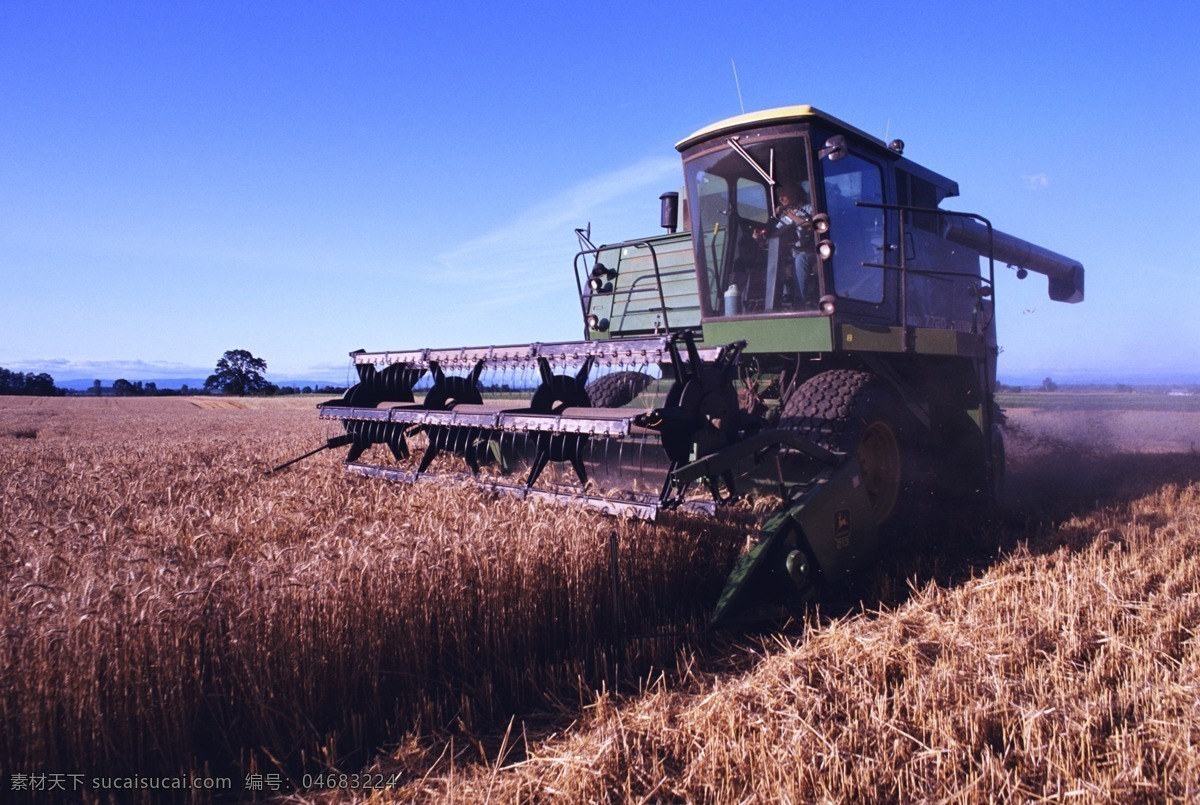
659;191;679;234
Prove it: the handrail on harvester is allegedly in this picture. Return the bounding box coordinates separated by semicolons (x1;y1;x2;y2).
574;237;684;335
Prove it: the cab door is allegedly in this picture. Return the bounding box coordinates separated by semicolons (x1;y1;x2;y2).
817;151;898;325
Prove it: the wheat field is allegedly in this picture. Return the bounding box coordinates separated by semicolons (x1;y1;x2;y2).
3;395;1200;801
0;396;743;790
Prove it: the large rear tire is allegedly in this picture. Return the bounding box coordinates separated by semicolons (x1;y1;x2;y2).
778;369;917;527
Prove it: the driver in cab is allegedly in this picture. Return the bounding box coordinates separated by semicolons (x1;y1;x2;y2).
755;184;817;308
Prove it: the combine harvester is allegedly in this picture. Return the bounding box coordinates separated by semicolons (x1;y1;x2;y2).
314;106;1084;624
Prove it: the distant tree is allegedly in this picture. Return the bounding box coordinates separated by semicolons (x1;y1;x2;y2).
1041;377;1058;392
180;383;190;394
26;373;56;395
205;349;270;396
1115;383;1134;394
112;378;135;397
92;379;103;397
0;367;63;396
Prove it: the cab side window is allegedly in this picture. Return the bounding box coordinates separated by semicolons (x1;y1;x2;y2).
823;155;885;303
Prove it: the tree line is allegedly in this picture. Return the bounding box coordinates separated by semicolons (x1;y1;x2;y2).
103;379;344;397
2;350;348;398
2;351;345;398
0;368;65;396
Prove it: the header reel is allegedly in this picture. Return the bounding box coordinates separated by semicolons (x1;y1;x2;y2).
317;332;744;519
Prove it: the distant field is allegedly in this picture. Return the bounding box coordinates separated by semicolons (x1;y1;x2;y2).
1000;394;1200;455
998;391;1200;412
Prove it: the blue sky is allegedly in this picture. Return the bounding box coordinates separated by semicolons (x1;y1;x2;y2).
2;1;1198;384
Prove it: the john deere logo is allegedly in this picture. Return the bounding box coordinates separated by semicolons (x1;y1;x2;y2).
835;509;852;549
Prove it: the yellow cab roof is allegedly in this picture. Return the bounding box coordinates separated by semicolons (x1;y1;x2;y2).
675;105;887;152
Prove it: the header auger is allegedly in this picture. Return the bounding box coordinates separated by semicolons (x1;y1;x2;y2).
312;105;1084;626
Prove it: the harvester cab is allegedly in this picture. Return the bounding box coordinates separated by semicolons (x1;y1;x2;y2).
313;105;1084;626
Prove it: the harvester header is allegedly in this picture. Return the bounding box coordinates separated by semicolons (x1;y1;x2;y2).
308;105;1084;625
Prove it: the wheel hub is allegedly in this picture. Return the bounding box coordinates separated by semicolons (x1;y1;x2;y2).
858;421;901;521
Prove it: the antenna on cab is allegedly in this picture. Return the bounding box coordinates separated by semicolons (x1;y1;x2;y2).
731;59;745;114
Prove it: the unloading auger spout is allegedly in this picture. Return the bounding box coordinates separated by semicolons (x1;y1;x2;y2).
943;217;1084;304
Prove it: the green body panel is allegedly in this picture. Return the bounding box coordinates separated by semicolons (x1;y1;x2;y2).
711;455;877;626
910;327;987;358
836;324;987;358
836;323;905;353
702;315;833;354
792;456;879;577
586;231;701;337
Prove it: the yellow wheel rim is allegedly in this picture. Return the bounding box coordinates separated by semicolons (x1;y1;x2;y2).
858;421;902;522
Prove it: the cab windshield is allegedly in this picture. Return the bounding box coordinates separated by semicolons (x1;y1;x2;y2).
684;135;815;318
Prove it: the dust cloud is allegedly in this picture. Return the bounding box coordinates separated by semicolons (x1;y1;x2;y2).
1000;407;1200;520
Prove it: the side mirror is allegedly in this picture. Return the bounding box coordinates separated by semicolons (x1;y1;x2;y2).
819;135;848;162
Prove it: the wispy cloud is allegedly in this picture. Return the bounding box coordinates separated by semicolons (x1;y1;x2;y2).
1022;172;1051;190
317;155;685;350
433;155;681;297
